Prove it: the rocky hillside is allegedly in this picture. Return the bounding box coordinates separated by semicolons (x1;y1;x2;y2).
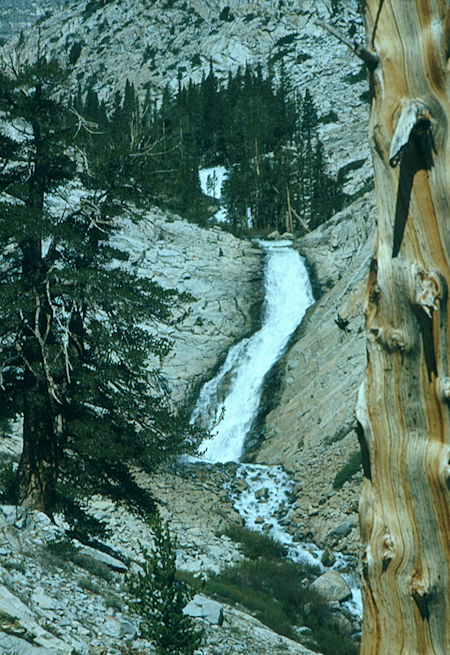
110;208;263;405
0;1;376;653
0;0;64;42
10;0;371;188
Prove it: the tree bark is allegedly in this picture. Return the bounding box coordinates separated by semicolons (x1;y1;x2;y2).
358;1;450;654
16;374;58;513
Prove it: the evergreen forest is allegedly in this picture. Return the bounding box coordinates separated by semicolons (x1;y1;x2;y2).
76;63;345;233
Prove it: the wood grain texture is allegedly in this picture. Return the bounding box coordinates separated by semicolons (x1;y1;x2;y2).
359;1;450;654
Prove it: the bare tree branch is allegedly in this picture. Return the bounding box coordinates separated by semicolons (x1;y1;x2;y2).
314;18;379;70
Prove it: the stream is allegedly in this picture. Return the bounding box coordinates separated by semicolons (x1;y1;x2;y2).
190;239;362;619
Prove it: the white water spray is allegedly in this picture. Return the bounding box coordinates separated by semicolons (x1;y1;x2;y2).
192;240;314;462
190;239;362;620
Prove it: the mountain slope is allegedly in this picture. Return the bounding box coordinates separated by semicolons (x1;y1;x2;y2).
12;0;371;192
0;1;376;653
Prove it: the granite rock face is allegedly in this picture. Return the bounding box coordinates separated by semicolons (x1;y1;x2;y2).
0;0;63;42
112;207;263;404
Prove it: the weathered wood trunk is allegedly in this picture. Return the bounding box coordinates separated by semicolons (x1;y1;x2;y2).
357;1;450;654
16;376;58;513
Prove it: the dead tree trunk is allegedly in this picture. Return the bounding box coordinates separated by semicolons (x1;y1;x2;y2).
357;1;450;654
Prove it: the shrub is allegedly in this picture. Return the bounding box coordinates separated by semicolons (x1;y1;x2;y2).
204;557;359;655
79;576;101;594
46;536;79;560
45;537;113;581
68;41;83;66
224;524;287;560
0;460;16;501
104;593;123;611
128;517;203;655
333;450;362;489
205;558;321;634
3;561;26;575
72;553;114;582
320;110;339;124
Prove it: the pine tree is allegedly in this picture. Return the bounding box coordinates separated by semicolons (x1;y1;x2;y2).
0;57;199;528
128;516;203;655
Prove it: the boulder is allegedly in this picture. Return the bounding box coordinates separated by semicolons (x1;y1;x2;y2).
320;546;336;567
77;544;128;572
325;521;355;547
309;570;352;602
0;584;72;653
183;594;224;625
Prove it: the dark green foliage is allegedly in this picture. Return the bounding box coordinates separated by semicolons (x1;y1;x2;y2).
76;78;204;219
3;560;26;575
46;536;80;560
343;66;367;85
204;557;358;654
224;524;287;560
205;557;321;628
274;34;297;48
360;89;371;104
71;553;114;582
193;72;343;232
330;0;342;15
82;0;112;19
68;41;84;66
73;64;342;232
319;110;339;124
0;58;201;528
219;6;234;21
333;450;362;489
128;517;203;655
0;460;17;501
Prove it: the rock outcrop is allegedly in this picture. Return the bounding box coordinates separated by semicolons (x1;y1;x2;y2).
112;207;263;404
0;0;62;42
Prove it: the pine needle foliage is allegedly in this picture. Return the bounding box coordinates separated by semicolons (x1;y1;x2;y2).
78;64;344;233
128;516;203;655
0;56;201;529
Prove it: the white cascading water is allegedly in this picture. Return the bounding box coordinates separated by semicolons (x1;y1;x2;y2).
192;239;314;462
190;239;362;619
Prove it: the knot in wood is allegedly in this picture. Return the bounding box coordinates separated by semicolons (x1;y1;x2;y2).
389;99;433;167
414;267;441;317
437;377;450;402
409;571;431;601
362;552;369;579
369;326;409;352
380;533;395;569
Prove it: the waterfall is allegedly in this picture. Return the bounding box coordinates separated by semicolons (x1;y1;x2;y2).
191;239;314;462
190;239;362;619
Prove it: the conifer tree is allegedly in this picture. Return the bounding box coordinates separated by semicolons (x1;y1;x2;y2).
0;57;199;528
128;516;203;655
